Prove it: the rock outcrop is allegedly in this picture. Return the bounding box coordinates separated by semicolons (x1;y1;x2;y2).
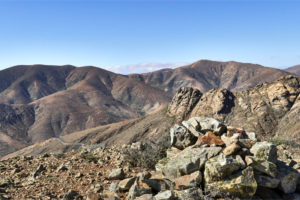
168;75;300;143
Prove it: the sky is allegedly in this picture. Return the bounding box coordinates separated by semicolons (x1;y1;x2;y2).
0;0;300;74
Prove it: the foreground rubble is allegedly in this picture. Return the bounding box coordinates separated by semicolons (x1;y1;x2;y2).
1;116;300;199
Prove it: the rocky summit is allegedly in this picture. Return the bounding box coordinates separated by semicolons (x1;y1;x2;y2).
1;116;300;199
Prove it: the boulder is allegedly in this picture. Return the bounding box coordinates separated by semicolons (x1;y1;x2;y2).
108;182;120;193
221;133;239;147
182;118;201;137
174;171;202;190
108;168;125;180
142;179;172;193
162;146;222;180
170;124;197;150
252;160;277;178
254;174;280;188
119;177;136;191
277;161;300;194
127;180;152;200
223;143;240;155
154;190;174;200
197;131;225;147
204;153;242;183
194;117;227;135
175;187;203;200
205;167;257;199
250;141;277;164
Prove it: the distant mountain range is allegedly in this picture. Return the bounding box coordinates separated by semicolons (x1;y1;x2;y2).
285;64;300;75
0;60;298;157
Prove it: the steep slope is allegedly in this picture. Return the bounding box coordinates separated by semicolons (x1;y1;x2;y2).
129;60;291;95
285;64;300;75
4;75;300;160
0;65;170;157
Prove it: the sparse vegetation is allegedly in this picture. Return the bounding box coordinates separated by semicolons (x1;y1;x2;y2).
267;136;300;148
123;134;170;169
80;152;98;163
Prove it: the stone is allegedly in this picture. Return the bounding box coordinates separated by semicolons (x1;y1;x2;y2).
174;171;202;190
108;168;125;180
204;153;242;183
108;182;120;193
119;177;136;191
277;161;300;194
170;124;197;150
194;117;227;136
56;163;68;172
205;167;257;199
254;174;280;188
221;133;239;147
143;179;172;193
238;138;257;149
182;117;202;137
135;194;154;200
175;187;203;200
250;141;277;164
162;146;222;180
127;180;152;200
251;160;277;177
245;156;255;166
32;164;46;178
198;131;225;146
86;192;101;200
154;190;174;200
235;155;246;169
75;173;83;178
63;190;80;200
223;143;240;155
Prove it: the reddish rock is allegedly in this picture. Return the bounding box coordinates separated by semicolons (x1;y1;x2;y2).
174;171;202;190
197;131;225;146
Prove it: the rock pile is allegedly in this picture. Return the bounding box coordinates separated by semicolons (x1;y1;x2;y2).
0;116;300;199
121;117;300;199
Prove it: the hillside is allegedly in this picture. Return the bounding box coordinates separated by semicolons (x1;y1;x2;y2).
0;65;170;157
285;64;300;75
3;75;300;160
129;60;291;95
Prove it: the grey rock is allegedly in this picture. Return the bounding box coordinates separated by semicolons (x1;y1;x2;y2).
162;146;222;180
250;141;277;164
255;174;280;188
108;168;125;180
277;161;300;194
154;190;174;200
175;187;203;200
108;182;120;193
135;194;154;200
63;190;80;200
204;153;242;183
182;118;202;137
127;180;152;200
119;177;136;191
32;164;46;178
170;124;197;150
143;179;172;193
194;117;227;136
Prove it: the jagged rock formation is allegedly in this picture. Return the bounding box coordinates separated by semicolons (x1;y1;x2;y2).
168;75;300;143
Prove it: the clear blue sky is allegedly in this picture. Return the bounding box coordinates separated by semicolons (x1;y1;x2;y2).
0;0;300;73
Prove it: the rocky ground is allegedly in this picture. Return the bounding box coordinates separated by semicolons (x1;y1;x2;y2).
1;116;300;200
